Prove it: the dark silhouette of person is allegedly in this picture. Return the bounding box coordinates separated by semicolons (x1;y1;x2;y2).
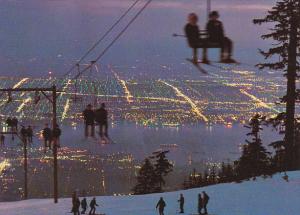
81;197;87;214
83;104;95;137
202;191;210;214
20;125;28;144
73;197;80;215
89;197;98;215
206;11;236;63
27;126;33;144
6;117;12;131
52;124;61;148
0;134;5;146
71;191;77;213
11;117;18;132
198;193;203;214
95;103;108;139
156;197;166;215
178;194;184;213
6;117;14;140
184;13;207;64
42;123;52;152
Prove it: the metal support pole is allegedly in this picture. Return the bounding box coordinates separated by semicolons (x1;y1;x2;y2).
207;0;211;22
23;137;28;199
52;85;58;203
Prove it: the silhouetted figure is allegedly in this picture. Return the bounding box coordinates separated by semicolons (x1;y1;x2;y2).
198;193;203;214
71;191;77;213
89;197;98;215
156;197;166;215
52;124;61;148
6;117;12;131
83;104;95;137
27;126;33;144
0;134;5;146
95;103;108;139
20;126;27;144
202;191;210;214
42;123;52;152
206;11;236;63
185;13;206;64
81;197;87;214
11;117;18;132
71;197;80;215
283;172;289;182
178;194;184;213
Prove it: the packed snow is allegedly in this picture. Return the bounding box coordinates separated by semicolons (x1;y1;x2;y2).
0;171;299;215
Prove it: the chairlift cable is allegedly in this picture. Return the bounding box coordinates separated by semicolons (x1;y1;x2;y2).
62;0;141;78
74;0;153;80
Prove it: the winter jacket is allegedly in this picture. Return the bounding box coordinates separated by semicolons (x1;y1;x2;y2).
156;199;166;210
95;108;108;124
90;199;98;208
42;128;52;139
184;23;200;48
52;127;61;138
206;20;225;42
81;198;87;209
83;109;95;125
203;193;210;205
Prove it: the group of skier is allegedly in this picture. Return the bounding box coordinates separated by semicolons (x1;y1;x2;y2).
71;192;99;215
185;10;236;64
156;192;210;215
1;117;34;145
20;125;34;144
5;117;19;132
82;103;109;140
1;119;61;152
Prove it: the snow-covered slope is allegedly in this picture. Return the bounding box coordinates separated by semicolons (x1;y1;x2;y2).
0;171;299;215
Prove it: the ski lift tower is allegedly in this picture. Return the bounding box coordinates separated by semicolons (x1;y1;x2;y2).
0;85;61;203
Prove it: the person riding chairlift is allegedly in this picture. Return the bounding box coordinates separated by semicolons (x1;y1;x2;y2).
184;13;204;64
184;12;236;64
206;11;236;63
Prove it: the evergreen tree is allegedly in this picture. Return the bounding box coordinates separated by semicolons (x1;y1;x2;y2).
235;114;271;179
253;0;300;170
202;169;209;186
219;162;235;183
218;162;227;183
225;163;235;182
208;165;218;184
151;150;173;192
132;158;156;194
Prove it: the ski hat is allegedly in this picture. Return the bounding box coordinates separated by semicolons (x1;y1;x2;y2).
188;13;198;23
210;11;219;18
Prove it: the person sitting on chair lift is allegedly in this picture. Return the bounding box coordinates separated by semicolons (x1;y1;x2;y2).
184;13;206;64
206;11;236;63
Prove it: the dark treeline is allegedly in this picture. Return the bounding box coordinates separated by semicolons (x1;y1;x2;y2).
132;150;173;195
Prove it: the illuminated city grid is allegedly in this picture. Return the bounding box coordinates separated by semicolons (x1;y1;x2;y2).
0;62;292;200
0;62;289;126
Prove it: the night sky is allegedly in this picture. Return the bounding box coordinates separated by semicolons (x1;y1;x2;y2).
0;0;276;77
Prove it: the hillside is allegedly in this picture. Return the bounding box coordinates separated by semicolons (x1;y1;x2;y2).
0;171;299;215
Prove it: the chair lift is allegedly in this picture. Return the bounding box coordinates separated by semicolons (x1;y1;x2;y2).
174;0;236;66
